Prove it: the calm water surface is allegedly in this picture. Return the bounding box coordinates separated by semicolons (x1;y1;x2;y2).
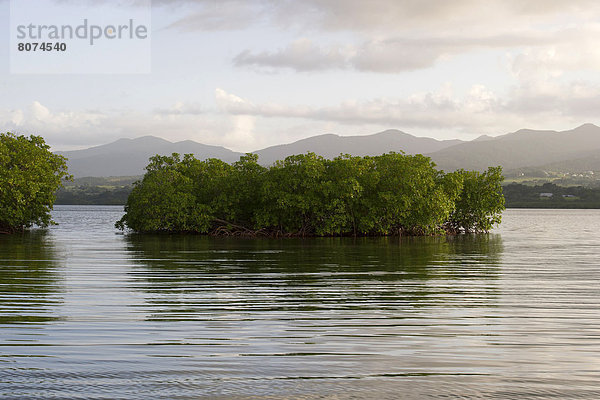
1;206;600;399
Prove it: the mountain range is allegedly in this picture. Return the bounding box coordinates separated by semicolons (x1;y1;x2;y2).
254;130;463;165
58;136;242;177
57;124;600;177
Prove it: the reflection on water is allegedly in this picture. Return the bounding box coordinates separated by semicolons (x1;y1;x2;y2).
0;231;63;324
2;206;600;399
125;235;503;321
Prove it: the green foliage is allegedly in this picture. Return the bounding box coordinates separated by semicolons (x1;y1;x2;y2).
446;167;505;233
117;152;505;236
258;153;327;234
115;154;212;232
0;133;70;233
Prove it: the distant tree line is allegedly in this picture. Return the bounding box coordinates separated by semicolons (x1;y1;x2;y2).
116;152;505;236
56;185;132;205
503;183;600;208
55;176;139;205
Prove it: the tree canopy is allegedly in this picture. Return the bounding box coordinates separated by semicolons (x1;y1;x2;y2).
444;167;505;233
0;133;70;233
117;152;505;236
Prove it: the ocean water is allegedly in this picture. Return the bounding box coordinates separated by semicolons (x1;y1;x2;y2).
1;206;600;399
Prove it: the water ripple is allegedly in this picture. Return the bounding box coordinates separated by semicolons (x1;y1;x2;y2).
1;207;600;398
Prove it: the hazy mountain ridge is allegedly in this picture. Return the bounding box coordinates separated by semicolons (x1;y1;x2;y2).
427;124;600;172
254;129;463;165
56;124;600;177
57;136;244;177
58;130;465;177
520;154;600;174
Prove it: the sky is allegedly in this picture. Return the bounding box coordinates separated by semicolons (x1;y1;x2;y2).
1;0;600;151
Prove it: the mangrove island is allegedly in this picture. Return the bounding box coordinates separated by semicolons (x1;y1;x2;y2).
116;152;505;236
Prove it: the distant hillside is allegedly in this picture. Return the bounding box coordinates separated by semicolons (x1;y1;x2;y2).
56;130;464;177
254;130;463;165
58;136;243;177
533;154;600;173
428;124;600;171
55;124;600;178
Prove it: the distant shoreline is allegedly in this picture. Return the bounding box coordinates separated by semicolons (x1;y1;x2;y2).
52;202;600;210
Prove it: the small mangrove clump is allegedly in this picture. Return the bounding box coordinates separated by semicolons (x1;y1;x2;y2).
116;152;505;236
0;132;70;234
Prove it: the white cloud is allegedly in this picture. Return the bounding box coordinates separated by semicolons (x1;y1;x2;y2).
25;101;104;133
223;115;257;150
0;101;258;152
511;28;600;80
215;81;600;137
216;86;501;129
154;101;203;115
10;110;24;126
31;101;51;120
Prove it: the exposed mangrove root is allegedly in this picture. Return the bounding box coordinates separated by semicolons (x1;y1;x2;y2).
203;220;468;238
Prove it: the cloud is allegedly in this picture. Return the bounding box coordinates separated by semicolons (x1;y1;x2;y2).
27;101;105;132
505;77;600;118
503;26;600;117
510;29;600;80
231;38;449;73
216;86;503;129
154;101;203;115
234;39;351;71
193;0;599;74
168;7;256;31
160;0;266;31
151;0;600;77
2;102;108;145
224;115;257;148
232;28;592;73
0;101;260;152
287;0;600;34
155;0;600;32
215;80;600;136
5;78;600;153
232;37;451;73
